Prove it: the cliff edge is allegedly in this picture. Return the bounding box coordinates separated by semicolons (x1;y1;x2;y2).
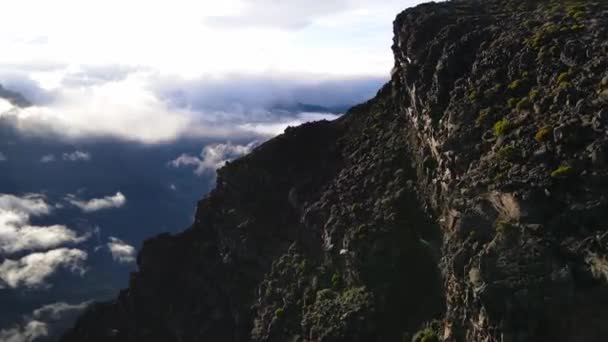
62;1;608;341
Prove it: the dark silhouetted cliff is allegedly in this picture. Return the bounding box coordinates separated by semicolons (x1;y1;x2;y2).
61;1;608;341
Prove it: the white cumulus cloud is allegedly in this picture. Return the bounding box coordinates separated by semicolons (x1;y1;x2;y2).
169;141;257;175
0;248;87;289
0;194;87;255
62;150;91;161
0;194;52;216
0;320;48;342
3;74;196;143
39;154;55;163
107;237;136;264
0;300;91;342
66;192;126;213
32;301;91;321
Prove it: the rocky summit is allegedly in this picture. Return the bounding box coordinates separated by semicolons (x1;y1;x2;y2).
60;1;608;341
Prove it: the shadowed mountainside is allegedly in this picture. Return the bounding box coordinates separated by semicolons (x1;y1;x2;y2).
62;1;608;341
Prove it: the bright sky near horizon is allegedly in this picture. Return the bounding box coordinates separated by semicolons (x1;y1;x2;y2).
1;0;423;79
0;0;426;142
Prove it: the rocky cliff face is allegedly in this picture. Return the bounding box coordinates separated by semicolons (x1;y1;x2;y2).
61;1;608;341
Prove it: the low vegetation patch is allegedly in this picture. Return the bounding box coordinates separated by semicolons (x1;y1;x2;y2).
493;118;511;136
414;328;439;342
331;272;342;289
556;71;571;85
551;165;573;178
516;97;531;111
496;145;518;161
535;126;553;142
529;88;539;101
476;108;491;126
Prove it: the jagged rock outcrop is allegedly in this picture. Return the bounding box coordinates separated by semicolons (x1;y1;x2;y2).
61;1;608;341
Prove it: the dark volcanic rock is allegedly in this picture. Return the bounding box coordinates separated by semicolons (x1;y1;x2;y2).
61;1;608;341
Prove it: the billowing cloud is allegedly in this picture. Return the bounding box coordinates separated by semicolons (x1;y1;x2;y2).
0;248;87;289
32;301;91;321
0;194;52;216
0;217;85;255
40;154;55;163
0;84;31;107
0;194;87;254
0;98;14;113
0;301;91;342
0;0;401;144
107;237;136;264
169;141;257;175
62;151;91;161
66;192;126;212
39;151;92;163
0;320;48;342
0;72;381;143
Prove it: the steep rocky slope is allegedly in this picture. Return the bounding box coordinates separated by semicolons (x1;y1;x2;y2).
61;1;608;341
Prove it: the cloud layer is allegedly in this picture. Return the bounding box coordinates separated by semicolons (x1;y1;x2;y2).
66;192;126;213
32;301;91;321
39;154;55;163
0;301;91;342
0;194;87;255
62;151;91;162
0;248;87;289
0;0;428;143
169;142;257;175
107;237;136;264
1;73;381;143
0;320;48;342
0;194;89;290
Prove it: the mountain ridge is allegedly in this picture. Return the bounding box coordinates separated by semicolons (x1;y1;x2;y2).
61;1;608;341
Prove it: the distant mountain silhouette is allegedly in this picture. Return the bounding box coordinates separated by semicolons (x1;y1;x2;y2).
270;102;350;114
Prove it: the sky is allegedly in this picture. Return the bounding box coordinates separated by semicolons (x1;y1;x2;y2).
0;0;423;143
0;1;428;340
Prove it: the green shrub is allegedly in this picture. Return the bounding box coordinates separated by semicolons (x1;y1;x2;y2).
507;97;518;108
417;328;439;342
535;126;552;142
496;220;513;234
468;90;478;102
516;97;531;111
528;22;559;48
476;108;491;126
508;79;524;91
556;71;570;85
274;308;284;319
551;165;573;178
331;272;342;288
493;118;511;136
570;24;585;31
529;88;539;101
496;145;517;161
566;4;585;19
